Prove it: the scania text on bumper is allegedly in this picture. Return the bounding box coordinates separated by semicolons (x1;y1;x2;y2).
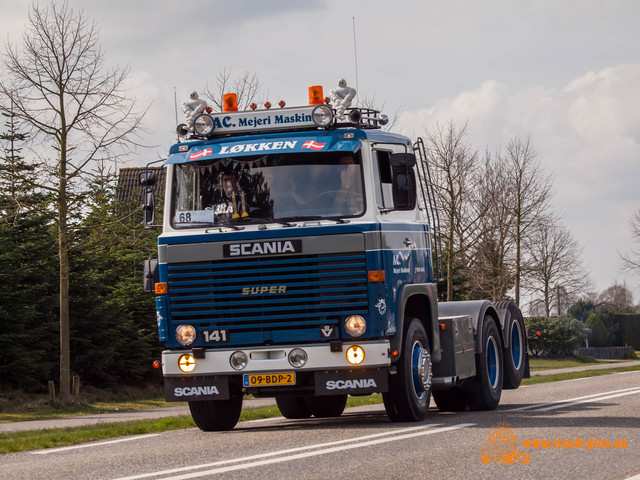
163;368;389;402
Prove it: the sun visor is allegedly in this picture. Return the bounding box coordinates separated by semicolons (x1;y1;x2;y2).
166;136;361;165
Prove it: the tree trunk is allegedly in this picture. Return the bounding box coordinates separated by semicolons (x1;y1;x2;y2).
58;134;70;402
58;198;70;402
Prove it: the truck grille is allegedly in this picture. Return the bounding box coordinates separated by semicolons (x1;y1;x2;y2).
166;252;368;346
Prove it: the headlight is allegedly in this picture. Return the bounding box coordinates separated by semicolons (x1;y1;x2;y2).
194;114;215;136
288;348;308;368
230;351;248;371
176;324;196;346
344;315;366;337
312;104;333;127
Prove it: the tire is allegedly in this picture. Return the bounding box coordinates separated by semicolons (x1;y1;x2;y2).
306;395;348;418
188;395;243;431
463;318;503;411
432;387;467;412
275;395;312;419
383;318;432;422
496;301;527;389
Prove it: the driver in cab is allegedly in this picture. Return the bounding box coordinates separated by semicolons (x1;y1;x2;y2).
330;155;363;215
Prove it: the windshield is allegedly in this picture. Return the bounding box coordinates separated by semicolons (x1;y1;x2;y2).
171;151;364;228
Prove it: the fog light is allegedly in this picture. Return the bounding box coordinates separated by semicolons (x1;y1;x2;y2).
345;315;366;337
346;345;365;365
176;324;196;346
178;354;196;373
288;348;308;368
230;351;248;371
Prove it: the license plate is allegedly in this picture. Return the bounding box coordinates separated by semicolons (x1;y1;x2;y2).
243;372;296;387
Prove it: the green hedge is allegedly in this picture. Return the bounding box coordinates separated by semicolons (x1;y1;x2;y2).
616;314;640;349
525;316;586;357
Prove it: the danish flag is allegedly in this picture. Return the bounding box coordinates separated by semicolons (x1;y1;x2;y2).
302;140;326;151
190;148;212;160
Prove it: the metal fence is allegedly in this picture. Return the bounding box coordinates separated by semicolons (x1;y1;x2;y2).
573;346;635;359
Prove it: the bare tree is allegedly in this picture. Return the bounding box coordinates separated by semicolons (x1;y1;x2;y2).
524;217;592;316
203;68;263;111
0;2;145;401
426;120;484;300
597;282;635;313
466;152;516;301
500;136;553;306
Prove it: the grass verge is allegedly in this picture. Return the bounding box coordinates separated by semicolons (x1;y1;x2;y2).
0;416;195;454
527;356;607;370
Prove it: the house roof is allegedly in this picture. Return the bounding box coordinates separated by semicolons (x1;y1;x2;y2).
117;166;166;203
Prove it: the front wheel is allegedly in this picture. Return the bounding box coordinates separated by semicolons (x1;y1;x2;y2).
189;395;243;431
383;318;432;422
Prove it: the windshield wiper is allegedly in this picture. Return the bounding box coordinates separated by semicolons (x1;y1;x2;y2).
206;222;245;232
230;217;295;228
279;216;350;224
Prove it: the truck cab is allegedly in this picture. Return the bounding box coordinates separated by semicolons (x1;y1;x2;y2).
143;83;528;431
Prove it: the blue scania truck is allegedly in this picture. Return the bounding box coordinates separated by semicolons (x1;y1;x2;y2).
141;84;528;431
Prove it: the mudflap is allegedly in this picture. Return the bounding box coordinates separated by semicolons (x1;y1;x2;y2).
164;375;230;402
314;368;389;396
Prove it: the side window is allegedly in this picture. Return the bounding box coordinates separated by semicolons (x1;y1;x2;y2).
374;150;416;210
374;151;394;209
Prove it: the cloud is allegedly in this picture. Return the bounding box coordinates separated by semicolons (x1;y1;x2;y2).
398;63;640;291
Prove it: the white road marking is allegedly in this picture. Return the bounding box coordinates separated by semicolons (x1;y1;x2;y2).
30;434;161;455
534;388;640;412
506;386;640;412
113;423;474;480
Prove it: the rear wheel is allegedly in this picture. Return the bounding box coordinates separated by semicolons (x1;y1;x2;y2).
463;318;503;410
383;318;432;422
275;395;312;419
496;301;527;389
306;395;348;418
189;395;243;431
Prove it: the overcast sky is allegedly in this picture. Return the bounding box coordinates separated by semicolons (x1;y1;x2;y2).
3;0;640;299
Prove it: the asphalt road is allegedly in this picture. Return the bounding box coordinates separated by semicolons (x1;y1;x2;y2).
1;369;639;480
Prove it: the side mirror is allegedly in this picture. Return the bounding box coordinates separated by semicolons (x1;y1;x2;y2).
143;257;159;293
139;171;157;187
390;153;416;168
392;167;417;210
142;190;155;227
140;170;157;227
